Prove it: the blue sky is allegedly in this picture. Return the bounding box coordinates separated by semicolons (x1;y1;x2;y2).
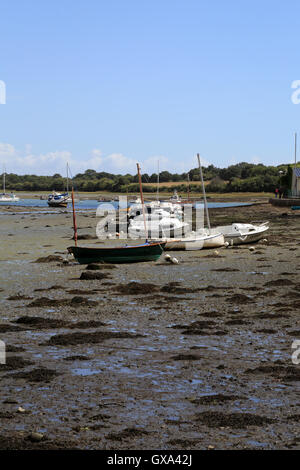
0;0;300;175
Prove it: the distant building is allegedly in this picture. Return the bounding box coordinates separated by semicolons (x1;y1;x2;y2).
291;167;300;196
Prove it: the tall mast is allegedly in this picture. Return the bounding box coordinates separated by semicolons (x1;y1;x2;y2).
137;163;148;239
197;153;211;233
156;160;160;201
3;165;5;193
187;172;190;201
66;163;69;193
71;187;77;247
295;132;297;170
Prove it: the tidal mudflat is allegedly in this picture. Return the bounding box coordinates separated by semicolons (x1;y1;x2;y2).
0;202;299;449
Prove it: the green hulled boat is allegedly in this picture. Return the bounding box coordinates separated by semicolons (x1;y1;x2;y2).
67;242;166;264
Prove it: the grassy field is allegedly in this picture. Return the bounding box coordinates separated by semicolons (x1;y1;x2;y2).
142;180;212;187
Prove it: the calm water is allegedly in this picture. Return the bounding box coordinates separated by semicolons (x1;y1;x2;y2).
0;198;252;211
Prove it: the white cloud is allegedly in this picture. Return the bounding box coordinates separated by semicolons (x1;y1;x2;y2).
0;142;210;175
0;142;16;158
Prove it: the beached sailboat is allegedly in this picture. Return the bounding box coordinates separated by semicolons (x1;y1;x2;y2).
68;242;166;264
0;167;20;202
128;209;190;239
152;154;224;250
68;166;166;264
47;163;78;207
211;222;269;245
128;164;186;238
47;191;69;207
159;231;224;251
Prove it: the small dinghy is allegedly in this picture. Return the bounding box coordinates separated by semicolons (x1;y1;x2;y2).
68;241;166;264
211;222;269;245
152;230;224;251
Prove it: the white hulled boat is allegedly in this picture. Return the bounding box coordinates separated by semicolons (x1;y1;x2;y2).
0;167;20;202
211;222;269;245
128;209;190;239
47;163;79;207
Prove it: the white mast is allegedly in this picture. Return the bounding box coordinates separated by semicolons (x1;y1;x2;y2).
156;160;160;201
295;132;297;170
197;153;211;233
137;163;148;239
66;163;69;193
3;165;5;193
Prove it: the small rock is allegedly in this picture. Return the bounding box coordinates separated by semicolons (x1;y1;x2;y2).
28;432;44;442
80;271;111;280
17;407;26;413
249;246;255;251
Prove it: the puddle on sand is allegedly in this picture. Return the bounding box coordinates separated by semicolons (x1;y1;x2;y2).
72;368;101;376
246;440;269;449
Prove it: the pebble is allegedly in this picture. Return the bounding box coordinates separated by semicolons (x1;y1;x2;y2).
28;432;45;442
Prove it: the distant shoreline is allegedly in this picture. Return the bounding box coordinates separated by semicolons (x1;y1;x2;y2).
9;191;273;202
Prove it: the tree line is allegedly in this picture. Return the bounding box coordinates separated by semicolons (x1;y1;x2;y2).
1;162;295;193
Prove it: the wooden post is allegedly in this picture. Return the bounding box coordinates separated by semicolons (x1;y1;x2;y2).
71;187;78;247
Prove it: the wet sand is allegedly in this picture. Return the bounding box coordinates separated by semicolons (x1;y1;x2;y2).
0;202;299;450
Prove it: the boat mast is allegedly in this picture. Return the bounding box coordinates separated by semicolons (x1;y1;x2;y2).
156;160;160;201
66;163;69;193
71;187;78;247
295;132;297;170
197;153;211;233
137;163;148;239
187;172;190;201
3;165;5;193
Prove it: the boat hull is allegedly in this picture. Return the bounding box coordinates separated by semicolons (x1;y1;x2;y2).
201;233;225;249
151;233;224;251
0;194;20;202
222;226;269;245
48;202;68;208
68;242;166;264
